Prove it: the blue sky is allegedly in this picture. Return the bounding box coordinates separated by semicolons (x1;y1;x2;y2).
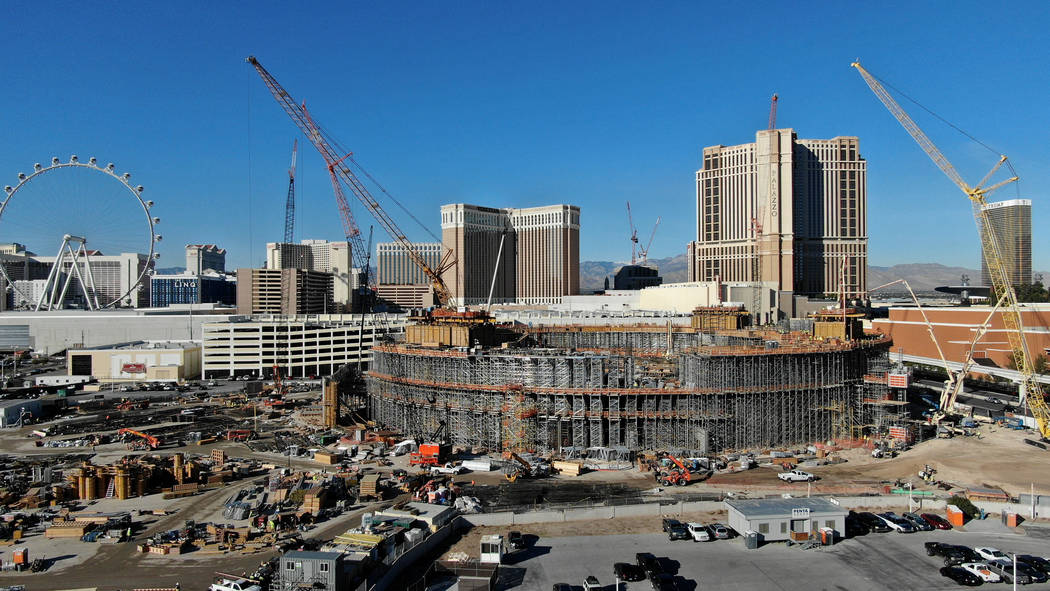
1;1;1047;273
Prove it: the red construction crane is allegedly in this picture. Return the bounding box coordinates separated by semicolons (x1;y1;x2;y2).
246;56;457;306
767;93;778;130
283;140;297;243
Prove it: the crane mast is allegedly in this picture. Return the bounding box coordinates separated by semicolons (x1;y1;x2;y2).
283;140;297;243
852;61;1049;439
246;56;456;306
626;201;639;264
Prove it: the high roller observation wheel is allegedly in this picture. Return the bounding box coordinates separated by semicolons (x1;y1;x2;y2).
1;155;161;309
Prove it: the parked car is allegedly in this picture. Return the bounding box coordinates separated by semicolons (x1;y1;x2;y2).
920;512;953;530
552;585;572;591
508;531;525;550
902;511;934;531
614;562;646;582
938;566;983;587
582;575;601;591
1018;562;1050;584
925;542;979;566
845;512;869;537
667;523;691;541
1017;555;1050;577
777;469;815;482
686;522;711;542
636;552;663;578
986;559;1032;585
661;518;682;532
876;512;915;533
709;523;731;539
649;573;677;591
857;512;891;533
975;547;1009;562
960;562;1001;583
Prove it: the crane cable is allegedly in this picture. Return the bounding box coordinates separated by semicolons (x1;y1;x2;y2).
867;70;1021;196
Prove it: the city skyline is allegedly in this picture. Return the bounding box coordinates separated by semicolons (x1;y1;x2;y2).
0;3;1046;275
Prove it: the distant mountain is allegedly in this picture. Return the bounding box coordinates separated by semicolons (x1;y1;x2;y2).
580;253;688;291
581;259;1048;294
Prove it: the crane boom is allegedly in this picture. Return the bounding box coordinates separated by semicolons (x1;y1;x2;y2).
853;61;1049;439
283;140;297;243
626;201;639;264
640;216;660;263
246;56;456;306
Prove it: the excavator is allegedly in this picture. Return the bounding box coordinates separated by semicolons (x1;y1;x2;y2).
118;428;160;450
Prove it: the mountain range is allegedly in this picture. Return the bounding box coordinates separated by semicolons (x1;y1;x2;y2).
580;259;1048;293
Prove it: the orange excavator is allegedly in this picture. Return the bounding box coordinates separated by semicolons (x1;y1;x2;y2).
118;428;161;450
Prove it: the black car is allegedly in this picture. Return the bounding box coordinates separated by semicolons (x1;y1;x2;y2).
636;552;664;578
614;562;646;582
857;512;892;533
938;566;982;587
845;512;869;537
552;585;572;591
667;523;691;541
650;573;678;591
661;518;682;532
924;542;979;566
1015;561;1050;584
508;530;525;550
1018;555;1050;577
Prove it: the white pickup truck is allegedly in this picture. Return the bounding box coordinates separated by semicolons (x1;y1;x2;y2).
209;579;262;591
777;469;815;482
430;462;466;475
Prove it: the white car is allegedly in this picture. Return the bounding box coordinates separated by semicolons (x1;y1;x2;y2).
975;546;1009;562
209;579;262;591
960;562;1001;583
686;522;711;542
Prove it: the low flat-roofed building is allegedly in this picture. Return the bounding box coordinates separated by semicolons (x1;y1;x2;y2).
66;340;201;383
725;497;846;542
279;550;350;591
375;501;456;532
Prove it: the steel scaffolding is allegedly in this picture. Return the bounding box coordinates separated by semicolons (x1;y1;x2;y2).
366;327;897;455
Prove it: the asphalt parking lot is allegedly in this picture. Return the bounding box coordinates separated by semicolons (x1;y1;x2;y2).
502;524;1050;590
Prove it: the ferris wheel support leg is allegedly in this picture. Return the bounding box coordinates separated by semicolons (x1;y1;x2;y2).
36;238;69;311
63;245;93;311
56;244;81;310
80;248;101;310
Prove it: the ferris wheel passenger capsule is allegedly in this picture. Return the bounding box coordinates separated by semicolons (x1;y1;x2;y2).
136;185;144;193
155;235;162;242
88;157;97;165
152;217;160;224
145;200;154;208
17;173;25;181
51;157;60;165
34;163;41;171
4;187;12;194
107;163;115;171
70;155;78;163
122;173;131;180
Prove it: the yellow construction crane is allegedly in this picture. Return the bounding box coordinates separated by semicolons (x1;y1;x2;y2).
852;61;1050;439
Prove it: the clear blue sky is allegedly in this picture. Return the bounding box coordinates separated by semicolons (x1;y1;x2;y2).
1;1;1047;273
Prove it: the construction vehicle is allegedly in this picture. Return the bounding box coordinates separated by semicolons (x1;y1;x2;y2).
654;453;697;486
247;56;457;306
118;428;160;450
853;62;1050;441
504;452;533;483
226;429;256;442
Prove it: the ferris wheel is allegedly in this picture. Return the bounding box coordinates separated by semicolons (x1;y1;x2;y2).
0;156;160;310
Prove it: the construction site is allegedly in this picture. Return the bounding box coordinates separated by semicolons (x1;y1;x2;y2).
367;311;906;456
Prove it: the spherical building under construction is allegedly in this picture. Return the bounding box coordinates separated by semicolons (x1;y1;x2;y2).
367;318;899;455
